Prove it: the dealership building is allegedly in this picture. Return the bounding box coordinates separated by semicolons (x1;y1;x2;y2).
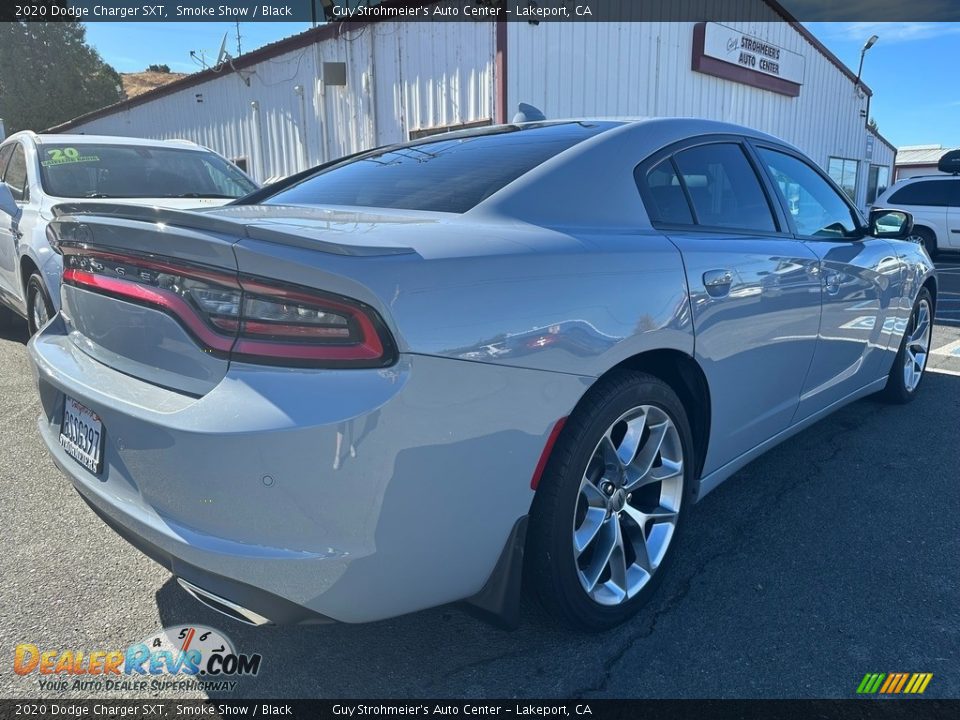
51;1;895;209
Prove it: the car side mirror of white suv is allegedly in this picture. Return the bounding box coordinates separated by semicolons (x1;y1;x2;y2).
0;183;21;222
868;208;913;240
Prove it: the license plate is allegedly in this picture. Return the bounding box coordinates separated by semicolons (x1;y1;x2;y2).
60;397;104;475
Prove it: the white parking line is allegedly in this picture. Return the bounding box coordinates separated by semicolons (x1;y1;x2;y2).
932;339;960;356
929;366;960;377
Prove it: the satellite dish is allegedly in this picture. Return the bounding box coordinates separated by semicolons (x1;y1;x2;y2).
215;32;231;66
512;103;546;123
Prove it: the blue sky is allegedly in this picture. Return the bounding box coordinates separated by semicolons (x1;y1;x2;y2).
85;21;960;149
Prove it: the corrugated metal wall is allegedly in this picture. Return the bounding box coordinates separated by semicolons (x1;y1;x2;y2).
64;10;890;208
506;10;890;208
65;21;495;182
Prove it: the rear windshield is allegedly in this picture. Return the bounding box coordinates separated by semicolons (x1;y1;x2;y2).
38;143;257;199
263;122;614;213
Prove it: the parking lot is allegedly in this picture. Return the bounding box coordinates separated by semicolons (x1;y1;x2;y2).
1;261;958;700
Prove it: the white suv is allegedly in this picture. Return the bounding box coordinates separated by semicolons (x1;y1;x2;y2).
874;174;960;258
0;132;257;335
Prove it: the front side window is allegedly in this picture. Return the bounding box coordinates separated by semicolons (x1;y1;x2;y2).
828;157;859;201
37;144;257;199
759;148;859;239
888;180;960;207
4;144;29;202
671;143;776;232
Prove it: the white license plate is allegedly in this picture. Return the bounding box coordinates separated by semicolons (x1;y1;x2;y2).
60;397;104;474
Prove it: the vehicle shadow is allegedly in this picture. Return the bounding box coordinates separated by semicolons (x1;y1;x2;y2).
154;371;960;699
0;318;28;344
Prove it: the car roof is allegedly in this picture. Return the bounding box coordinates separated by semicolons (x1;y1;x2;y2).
4;131;205;151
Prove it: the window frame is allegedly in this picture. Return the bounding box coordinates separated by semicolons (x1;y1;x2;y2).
827;156;860;202
747;140;868;242
634;134;790;237
866;164;890;206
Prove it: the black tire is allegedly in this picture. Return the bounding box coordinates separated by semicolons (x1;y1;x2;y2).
26;273;54;336
882;287;933;404
526;370;695;631
909;227;937;260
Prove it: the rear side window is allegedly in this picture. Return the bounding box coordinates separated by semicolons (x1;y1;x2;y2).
672;143;776;231
644;160;694;224
4;144;29;202
888;180;960;207
263;122;614;213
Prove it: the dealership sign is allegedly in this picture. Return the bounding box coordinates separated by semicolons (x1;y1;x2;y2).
693;23;805;97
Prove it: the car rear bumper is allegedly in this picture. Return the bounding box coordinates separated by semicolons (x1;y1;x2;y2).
29;316;588;623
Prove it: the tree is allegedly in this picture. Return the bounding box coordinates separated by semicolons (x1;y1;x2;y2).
867;117;880;133
0;22;124;134
146;64;171;73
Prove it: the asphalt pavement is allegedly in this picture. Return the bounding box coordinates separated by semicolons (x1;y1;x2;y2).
1;262;958;699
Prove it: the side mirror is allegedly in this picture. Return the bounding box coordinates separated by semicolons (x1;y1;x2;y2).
868;208;913;240
0;183;21;222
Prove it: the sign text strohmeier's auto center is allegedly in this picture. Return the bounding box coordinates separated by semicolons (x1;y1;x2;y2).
693;22;806;97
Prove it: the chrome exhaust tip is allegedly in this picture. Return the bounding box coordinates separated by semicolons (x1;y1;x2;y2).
177;578;273;626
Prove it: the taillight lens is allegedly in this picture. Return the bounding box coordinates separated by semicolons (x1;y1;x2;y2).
61;248;395;367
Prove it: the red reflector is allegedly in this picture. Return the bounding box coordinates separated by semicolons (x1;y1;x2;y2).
530;417;567;490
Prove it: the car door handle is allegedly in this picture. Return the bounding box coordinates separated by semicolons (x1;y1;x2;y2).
703;269;734;297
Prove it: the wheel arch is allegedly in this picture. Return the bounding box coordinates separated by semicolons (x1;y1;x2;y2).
19;253;42;299
606;349;711;489
921;275;937;312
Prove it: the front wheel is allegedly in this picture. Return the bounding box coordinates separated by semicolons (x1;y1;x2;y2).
526;371;694;631
26;273;54;336
882;287;933;404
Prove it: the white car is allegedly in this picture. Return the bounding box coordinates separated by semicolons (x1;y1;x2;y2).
0;133;257;334
874;173;960;258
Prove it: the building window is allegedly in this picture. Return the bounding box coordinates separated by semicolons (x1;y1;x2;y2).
827;157;859;201
231;157;249;173
408;119;492;141
866;165;890;206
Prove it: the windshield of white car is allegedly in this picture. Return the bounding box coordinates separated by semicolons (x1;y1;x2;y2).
37;144;257;199
262;122;618;213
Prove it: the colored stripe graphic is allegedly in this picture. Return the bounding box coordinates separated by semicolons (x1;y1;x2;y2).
857;672;933;694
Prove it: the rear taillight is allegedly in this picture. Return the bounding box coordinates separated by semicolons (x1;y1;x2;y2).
61;247;396;368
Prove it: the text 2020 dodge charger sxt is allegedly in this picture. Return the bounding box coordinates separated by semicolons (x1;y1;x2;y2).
29;119;935;630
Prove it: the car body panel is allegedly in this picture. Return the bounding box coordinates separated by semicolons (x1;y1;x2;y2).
875;175;960;251
31;315;590;622
26;118;938;625
663;232;822;474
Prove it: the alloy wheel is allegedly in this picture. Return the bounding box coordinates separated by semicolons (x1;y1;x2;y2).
903;297;931;393
572;405;684;606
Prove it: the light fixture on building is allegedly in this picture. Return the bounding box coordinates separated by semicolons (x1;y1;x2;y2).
854;34;879;90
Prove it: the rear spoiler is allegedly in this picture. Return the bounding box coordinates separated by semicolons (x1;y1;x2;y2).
50;202;416;257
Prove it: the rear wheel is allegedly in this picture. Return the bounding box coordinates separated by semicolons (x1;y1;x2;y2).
907;227;937;260
882;287;933;404
26;273;54;336
526;371;694;631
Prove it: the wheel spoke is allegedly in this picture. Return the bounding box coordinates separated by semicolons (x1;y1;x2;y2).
614;412;646;468
581;517;618;592
623;421;668;491
620;505;652;571
574;506;607;556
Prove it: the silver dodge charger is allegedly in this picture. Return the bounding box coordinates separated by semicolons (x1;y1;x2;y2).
29;118;935;631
